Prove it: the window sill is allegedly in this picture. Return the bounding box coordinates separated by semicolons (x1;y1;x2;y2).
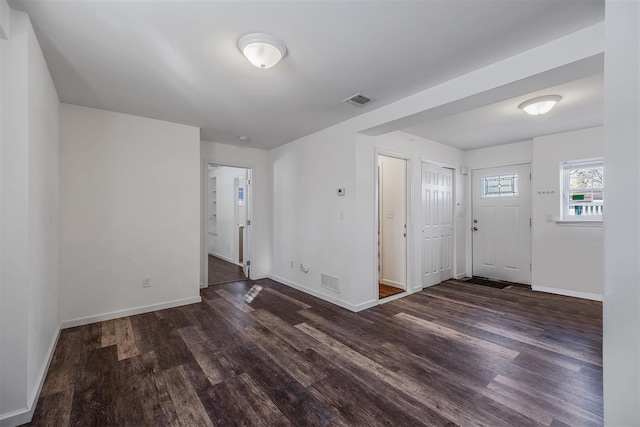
555;220;602;227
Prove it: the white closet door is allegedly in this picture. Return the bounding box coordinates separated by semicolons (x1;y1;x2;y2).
422;163;453;287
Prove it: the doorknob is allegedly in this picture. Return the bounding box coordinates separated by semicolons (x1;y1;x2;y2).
473;227;478;231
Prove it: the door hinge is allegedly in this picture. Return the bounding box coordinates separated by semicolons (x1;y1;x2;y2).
530;218;532;226
246;260;251;266
246;220;251;226
247;179;250;186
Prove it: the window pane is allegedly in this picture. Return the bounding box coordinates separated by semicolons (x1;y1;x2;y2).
482;174;518;198
569;168;593;189
592;167;604;188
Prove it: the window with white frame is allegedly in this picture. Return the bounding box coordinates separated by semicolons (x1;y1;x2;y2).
561;158;603;221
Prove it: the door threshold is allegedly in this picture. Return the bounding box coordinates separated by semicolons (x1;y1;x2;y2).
378;291;408;304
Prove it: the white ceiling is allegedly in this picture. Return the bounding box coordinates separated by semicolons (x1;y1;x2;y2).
403;73;604;150
10;0;604;150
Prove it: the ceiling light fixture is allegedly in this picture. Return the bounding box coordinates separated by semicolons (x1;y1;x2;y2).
238;33;287;69
519;95;561;116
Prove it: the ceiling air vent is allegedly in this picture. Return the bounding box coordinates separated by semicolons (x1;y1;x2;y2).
343;93;374;107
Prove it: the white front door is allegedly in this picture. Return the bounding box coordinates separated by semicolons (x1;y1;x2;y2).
472;164;531;284
422;163;454;287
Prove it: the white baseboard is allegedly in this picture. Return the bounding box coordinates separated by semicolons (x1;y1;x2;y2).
0;326;61;427
0;405;32;427
354;299;378;311
379;279;405;288
61;296;202;329
456;272;469;279
532;285;603;301
378;291;408;304
209;252;234;264
269;275;369;312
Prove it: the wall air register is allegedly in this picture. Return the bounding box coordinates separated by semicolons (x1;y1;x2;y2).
321;273;340;293
343;93;374;107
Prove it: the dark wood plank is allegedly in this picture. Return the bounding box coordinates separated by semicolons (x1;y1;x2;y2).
162;365;214;427
68;345;122;426
243;323;327;387
119;351;178;426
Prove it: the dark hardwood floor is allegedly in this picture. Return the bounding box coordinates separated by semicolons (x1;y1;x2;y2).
379;283;404;299
24;278;603;426
208;254;246;285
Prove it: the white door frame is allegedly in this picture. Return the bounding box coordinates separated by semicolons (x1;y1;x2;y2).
201;159;255;288
375;149;412;303
232;174;247;267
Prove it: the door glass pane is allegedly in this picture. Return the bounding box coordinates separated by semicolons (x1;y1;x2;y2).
482;174;518;198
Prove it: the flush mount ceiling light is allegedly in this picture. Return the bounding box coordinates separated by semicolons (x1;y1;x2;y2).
519;95;561;116
238;33;287;69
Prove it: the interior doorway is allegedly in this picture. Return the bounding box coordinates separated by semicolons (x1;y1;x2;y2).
377;155;408;299
471;164;531;284
206;164;252;286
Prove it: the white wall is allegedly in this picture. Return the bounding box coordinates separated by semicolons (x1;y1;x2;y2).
208;166;246;263
465;140;533;170
200;141;271;282
269;125;357;308
59;104;201;326
378;155;407;288
1;10;29;419
0;0;8;39
603;0;639;423
531;127;603;298
26;6;60;411
0;8;60;426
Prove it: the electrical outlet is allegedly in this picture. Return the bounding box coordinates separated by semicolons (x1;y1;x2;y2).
143;276;151;288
